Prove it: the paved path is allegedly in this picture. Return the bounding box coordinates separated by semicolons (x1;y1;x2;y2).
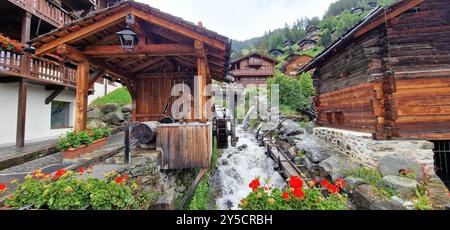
0;139;57;162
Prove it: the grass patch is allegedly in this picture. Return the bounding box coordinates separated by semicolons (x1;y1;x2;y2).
280;105;298;117
187;140;220;210
91;87;132;107
343;167;398;198
413;195;432;210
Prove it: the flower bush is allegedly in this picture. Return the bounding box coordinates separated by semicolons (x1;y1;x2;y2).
0;34;24;54
3;168;137;210
239;176;348;210
57;128;111;151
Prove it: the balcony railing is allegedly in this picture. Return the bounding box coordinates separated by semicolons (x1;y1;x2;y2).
230;69;274;76
0;50;77;87
248;59;263;66
9;0;77;27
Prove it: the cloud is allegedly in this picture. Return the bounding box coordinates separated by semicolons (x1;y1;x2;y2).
138;0;334;40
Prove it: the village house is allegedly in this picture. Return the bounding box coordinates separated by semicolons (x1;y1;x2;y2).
281;54;313;77
304;26;321;42
230;52;278;86
268;48;284;58
299;0;450;187
297;39;318;52
0;0;122;147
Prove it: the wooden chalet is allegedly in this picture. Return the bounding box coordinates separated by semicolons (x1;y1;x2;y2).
0;0;122;147
297;39;318;52
281;54;313;77
305;26;320;42
268;48;284;58
29;1;231;169
230;52;277;86
299;0;450;141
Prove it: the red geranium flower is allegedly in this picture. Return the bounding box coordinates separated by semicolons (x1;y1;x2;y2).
264;187;269;191
78;167;85;174
115;176;123;184
293;189;305;199
0;183;7;192
249;179;261;192
282;192;290;201
289;176;303;190
313;178;318;185
335;179;346;189
54;169;66;179
123;175;128;181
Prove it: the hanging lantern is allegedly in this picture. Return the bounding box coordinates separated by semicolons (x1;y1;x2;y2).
116;14;137;51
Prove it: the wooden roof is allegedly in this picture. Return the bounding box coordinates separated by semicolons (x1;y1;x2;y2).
230;51;278;65
29;1;232;82
299;0;425;73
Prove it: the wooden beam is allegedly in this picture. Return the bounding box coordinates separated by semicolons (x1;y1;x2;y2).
16;78;28;147
195;41;207;122
82;44;196;57
355;0;425;37
128;57;164;73
45;87;65;105
57;44;88;63
75;62;89;132
131;8;226;51
88;69;106;88
35;10;128;55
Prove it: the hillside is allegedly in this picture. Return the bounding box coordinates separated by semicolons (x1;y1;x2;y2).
231;0;397;60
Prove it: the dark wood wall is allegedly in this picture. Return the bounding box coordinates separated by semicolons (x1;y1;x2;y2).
313;0;450;140
136;75;193;122
387;0;450;140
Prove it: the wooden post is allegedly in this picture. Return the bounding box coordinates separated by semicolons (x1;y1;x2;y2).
16;12;32;148
195;41;207;122
16;78;28;148
75;62;89;132
21;12;32;43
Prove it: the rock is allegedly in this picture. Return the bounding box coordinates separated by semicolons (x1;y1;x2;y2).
105;112;125;126
87;119;107;129
87;108;100;119
378;155;423;179
279;119;304;136
237;144;248;151
382;176;418;197
101;103;119;114
294;156;303;166
351;184;407;210
305;148;331;163
344;176;366;188
319;155;361;180
420;141;435;150
391;196;414;210
304;122;315;134
121;104;132;113
220;158;229;166
303;156;314;173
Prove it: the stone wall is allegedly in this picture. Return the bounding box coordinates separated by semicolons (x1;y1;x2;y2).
313;127;436;175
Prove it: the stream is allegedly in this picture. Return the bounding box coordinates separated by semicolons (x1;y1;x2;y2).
213;126;285;210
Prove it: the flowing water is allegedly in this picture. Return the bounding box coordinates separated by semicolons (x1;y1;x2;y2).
214;127;285;210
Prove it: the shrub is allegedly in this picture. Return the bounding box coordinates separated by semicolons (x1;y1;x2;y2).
240;176;348;210
57;128;111;151
343;167;398;198
4;169;141;210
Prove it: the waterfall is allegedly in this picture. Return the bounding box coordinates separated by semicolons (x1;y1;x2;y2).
213;127;285;210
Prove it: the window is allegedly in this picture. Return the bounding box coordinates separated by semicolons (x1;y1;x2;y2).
51;101;72;129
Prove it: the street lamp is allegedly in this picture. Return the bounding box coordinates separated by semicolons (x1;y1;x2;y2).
116;14;137;51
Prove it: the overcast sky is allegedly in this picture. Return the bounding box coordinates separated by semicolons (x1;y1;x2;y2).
137;0;335;41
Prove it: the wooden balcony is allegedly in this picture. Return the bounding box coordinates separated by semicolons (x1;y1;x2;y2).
0;50;77;87
248;58;263;66
8;0;78;27
230;68;274;77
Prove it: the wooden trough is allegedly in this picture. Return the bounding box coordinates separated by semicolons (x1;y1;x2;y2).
157;123;213;170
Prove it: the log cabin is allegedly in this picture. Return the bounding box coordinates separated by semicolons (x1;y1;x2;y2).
230;52;278;86
0;0;121;147
305;26;321;42
297;39;318;52
299;0;450;185
281;54;313;77
29;1;232;169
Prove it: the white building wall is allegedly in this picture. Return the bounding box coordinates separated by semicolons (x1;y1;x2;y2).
0;83;76;146
88;79;120;104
